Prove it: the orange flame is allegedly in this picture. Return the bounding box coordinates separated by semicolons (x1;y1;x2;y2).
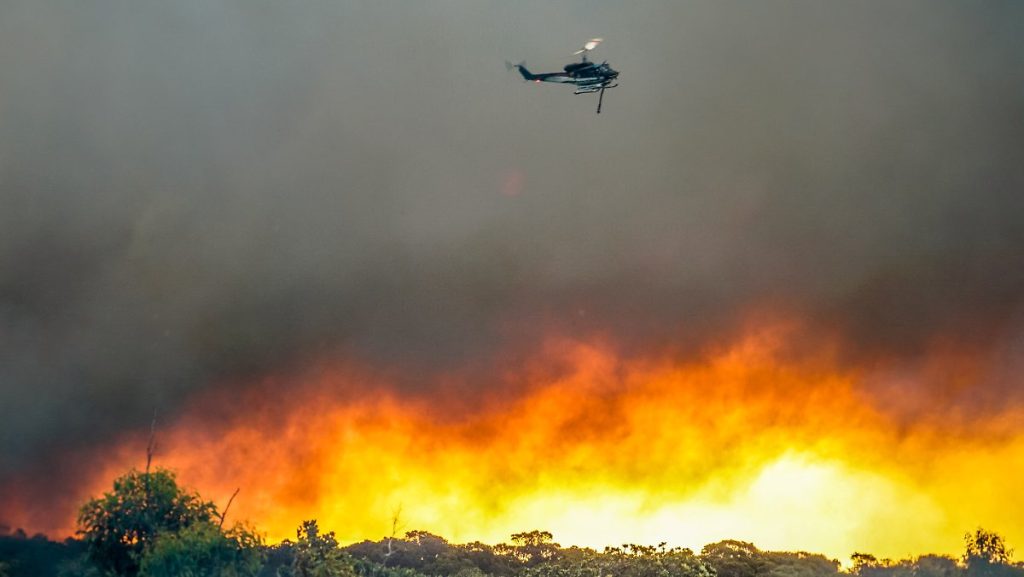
14;323;1024;562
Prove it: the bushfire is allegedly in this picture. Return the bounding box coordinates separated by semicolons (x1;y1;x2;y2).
4;321;1022;562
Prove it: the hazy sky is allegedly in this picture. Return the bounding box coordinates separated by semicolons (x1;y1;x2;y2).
2;0;1023;534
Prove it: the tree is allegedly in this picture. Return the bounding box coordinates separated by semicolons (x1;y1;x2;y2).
850;553;918;577
352;558;430;577
966;530;1013;566
965;529;1016;577
77;468;218;576
289;520;357;577
913;555;959;577
0;531;81;576
454;541;518;577
137;521;263;577
608;543;715;577
766;551;840;577
702;540;769;577
520;546;603;577
501;531;560;566
851;554;880;576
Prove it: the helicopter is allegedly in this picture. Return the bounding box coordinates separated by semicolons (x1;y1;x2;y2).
507;38;620;114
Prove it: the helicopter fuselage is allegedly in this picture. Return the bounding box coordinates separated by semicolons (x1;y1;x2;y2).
509;39;619;113
514;60;619;89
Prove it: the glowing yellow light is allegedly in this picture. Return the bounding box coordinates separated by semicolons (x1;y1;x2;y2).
18;328;1024;563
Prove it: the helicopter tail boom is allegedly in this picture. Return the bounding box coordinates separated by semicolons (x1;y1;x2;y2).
507;61;536;81
509;63;572;83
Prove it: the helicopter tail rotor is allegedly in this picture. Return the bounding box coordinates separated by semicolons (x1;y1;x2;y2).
505;61;538;81
505;60;528;76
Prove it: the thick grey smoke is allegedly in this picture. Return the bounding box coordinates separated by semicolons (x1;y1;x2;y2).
2;0;1023;496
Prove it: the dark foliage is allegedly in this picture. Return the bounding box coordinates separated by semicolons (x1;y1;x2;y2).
260;541;296;577
0;531;87;577
77;468;218;576
279;519;357;577
137;521;264;577
6;506;1024;577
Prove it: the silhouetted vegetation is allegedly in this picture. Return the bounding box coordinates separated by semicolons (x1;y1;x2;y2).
846;533;1024;577
281;520;357;577
77;468;220;576
0;530;89;577
702;540;838;577
964;529;1016;577
3;467;1024;577
138;520;263;577
12;467;258;577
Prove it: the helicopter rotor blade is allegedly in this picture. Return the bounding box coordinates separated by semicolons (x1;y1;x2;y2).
573;37;604;55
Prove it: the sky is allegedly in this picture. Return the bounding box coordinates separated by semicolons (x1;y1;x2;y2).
1;0;1024;562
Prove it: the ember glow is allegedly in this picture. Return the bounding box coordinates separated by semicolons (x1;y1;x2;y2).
17;323;1022;561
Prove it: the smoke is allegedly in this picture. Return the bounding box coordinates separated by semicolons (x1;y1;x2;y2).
1;0;1023;533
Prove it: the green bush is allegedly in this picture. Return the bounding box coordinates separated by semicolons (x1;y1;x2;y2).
138;521;264;577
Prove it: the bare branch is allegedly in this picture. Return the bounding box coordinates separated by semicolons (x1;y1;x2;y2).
384;504;404;565
144;408;157;512
145;408;157;475
219;488;241;529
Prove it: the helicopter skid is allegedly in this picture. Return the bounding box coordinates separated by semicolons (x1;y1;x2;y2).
574;83;617;95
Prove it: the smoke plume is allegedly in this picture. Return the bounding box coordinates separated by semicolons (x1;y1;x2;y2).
2;0;1023;555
